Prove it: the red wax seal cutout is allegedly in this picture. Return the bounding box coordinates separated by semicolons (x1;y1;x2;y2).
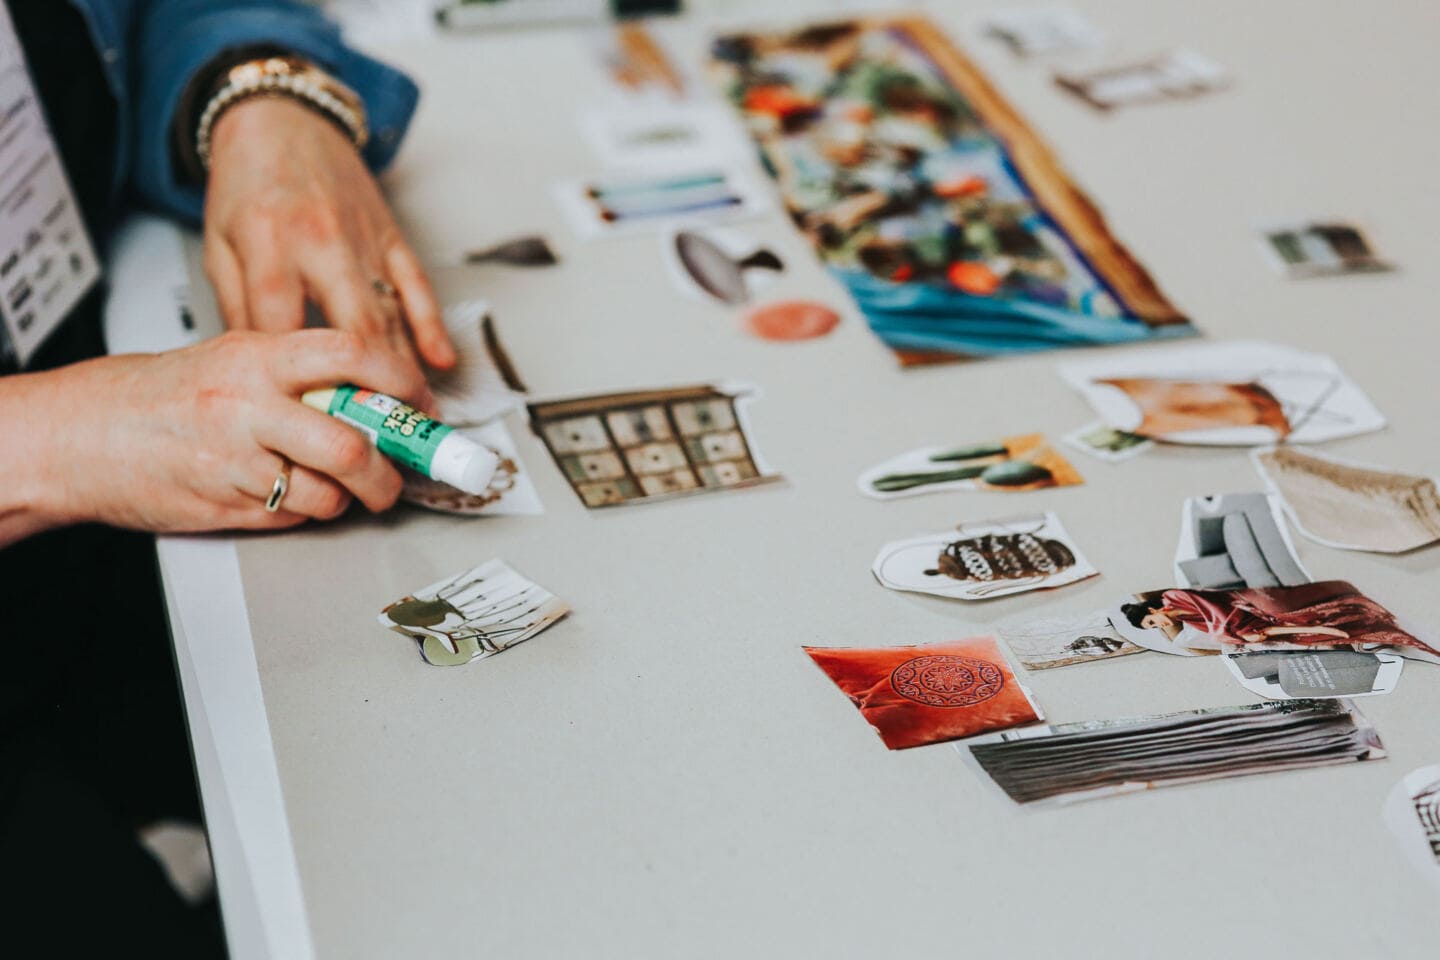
889;655;1004;707
746;300;840;341
803;636;1040;750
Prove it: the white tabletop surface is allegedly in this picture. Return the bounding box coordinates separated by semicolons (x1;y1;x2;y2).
107;1;1440;957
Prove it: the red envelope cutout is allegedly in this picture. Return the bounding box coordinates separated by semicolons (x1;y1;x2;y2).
804;636;1041;750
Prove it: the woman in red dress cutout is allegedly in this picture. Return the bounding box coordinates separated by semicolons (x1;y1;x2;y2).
1121;580;1438;659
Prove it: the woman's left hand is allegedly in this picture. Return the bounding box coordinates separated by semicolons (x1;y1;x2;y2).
201;96;455;374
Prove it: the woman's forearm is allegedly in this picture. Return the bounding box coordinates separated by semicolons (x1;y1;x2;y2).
0;366;86;547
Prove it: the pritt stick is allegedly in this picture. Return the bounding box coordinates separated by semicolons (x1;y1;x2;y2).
302;385;498;495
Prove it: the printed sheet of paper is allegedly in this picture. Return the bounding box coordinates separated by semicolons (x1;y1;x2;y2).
553;167;770;240
378;560;569;667
708;16;1196;365
1062;421;1152;463
660;226;783;306
1058;340;1386;445
0;3;101;367
1223;650;1402;700
981;6;1103;57
528;382;781;508
593;20;686;97
1173;493;1310;590
1383;765;1440;896
1055;49;1228;111
963;698;1385;806
401;420;543;517
997;609;1144;670
581;103;749;172
803;636;1043;750
858;434;1082;500
1258;221;1392;278
872;512;1096;601
1253;446;1440;554
428;300;527;427
1110;581;1440;664
1110;589;1217;657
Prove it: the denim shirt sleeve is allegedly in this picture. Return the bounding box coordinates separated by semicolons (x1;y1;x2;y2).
130;0;419;225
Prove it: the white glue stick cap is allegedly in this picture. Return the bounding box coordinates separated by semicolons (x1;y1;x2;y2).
429;431;501;495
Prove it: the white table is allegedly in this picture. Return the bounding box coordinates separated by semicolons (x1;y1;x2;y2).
105;2;1440;956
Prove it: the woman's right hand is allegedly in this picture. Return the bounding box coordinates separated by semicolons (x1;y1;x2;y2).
9;328;433;540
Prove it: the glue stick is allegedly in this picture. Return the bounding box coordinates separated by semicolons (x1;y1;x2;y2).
301;385;499;495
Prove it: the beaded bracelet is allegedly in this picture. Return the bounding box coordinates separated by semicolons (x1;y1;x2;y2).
195;56;369;171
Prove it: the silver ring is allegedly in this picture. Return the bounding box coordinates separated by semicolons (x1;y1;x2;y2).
371;277;398;298
265;460;293;513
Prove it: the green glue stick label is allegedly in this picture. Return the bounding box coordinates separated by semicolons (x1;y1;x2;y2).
304;385;453;474
302;385;500;495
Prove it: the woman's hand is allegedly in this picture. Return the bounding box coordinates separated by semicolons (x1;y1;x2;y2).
201;96;455;373
4;328;434;544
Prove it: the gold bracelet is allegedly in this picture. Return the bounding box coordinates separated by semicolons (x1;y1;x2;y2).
195;56;369;171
